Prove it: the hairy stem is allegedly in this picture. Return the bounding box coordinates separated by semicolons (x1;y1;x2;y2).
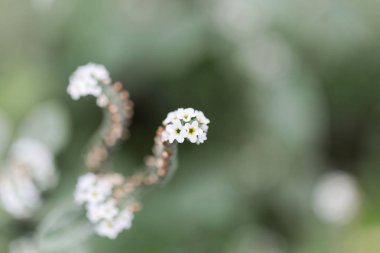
85;82;133;172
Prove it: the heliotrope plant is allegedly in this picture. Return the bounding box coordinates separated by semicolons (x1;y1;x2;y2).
68;63;210;239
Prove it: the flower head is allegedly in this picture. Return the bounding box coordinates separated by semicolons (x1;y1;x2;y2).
67;63;110;100
94;209;134;240
74;172;135;239
162;108;210;144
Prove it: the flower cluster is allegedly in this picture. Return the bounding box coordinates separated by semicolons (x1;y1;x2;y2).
0;138;57;219
74;173;134;239
67;63;111;100
162;108;210;144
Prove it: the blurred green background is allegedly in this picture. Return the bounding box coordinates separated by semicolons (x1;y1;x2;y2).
1;0;380;252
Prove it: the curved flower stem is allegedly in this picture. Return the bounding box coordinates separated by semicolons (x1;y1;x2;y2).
85;82;134;172
116;127;178;205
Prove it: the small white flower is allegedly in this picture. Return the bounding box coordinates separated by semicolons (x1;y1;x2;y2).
85;182;112;204
166;120;187;143
176;108;195;122
116;210;134;230
95;219;122;239
163;111;178;125
74;173;97;205
196;133;207;145
74;174;113;205
86;199;119;223
195;110;210;125
67;63;110;100
185;121;203;143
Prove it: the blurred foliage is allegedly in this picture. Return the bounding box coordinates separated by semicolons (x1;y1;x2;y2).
1;0;380;252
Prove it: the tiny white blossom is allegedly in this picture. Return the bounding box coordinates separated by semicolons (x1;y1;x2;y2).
74;173;113;205
196;133;207;145
87;199;119;223
95;219;122;239
163;111;178;125
84;181;112;204
195;110;210;125
116;210;134;230
185;121;203;143
67;63;110;100
94;210;133;240
74;173;97;205
176;108;195;122
165;120;187;143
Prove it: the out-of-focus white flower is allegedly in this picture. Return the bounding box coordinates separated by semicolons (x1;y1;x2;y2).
116;210;134;230
94;210;134;239
74;174;112;205
95;220;121;240
87;199;119;223
162;108;210;144
67;63;110;100
74;172;135;239
0;138;58;219
312;171;360;225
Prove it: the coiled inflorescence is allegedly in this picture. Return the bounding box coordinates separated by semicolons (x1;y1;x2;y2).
162;108;209;144
74;173;137;239
69;63;210;239
68;63;133;171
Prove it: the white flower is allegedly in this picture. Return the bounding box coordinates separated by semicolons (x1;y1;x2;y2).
195;110;210;125
95;219;122;239
116;210;134;230
74;173;97;205
74;173;113;205
161;108;210;144
185;121;203;143
163;111;178;125
165;120;187;143
176;108;195;122
85;180;112;204
67;63;110;100
196;133;207;145
94;209;134;239
87;199;119;223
